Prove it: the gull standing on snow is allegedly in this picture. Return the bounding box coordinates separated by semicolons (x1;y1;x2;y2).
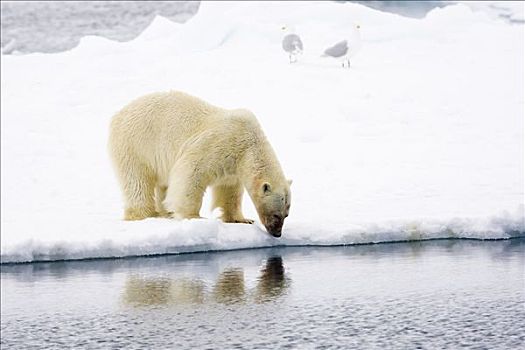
322;24;362;68
281;25;303;63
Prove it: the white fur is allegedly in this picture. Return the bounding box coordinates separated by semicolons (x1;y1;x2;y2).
108;91;291;230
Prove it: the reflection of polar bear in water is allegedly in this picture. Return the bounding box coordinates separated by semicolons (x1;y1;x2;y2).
254;257;288;302
122;257;289;306
213;268;246;304
123;277;205;306
109;91;291;237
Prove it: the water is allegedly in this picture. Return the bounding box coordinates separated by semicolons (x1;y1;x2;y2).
0;1;200;54
2;239;524;349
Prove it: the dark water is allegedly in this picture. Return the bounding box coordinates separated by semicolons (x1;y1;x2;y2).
0;1;200;54
2;239;524;349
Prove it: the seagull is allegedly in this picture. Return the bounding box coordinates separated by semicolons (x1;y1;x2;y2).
322;24;362;68
281;25;303;64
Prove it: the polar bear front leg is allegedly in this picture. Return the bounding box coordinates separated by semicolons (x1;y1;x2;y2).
212;181;254;224
163;161;206;220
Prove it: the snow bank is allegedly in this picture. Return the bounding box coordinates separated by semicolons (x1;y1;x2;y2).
1;1;524;263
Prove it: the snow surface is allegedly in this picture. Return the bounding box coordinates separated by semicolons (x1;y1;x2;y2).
1;1;524;263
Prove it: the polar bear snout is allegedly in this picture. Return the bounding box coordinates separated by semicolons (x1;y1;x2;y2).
269;229;282;238
267;226;282;238
264;215;284;238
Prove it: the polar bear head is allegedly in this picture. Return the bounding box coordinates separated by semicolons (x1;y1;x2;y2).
254;180;292;237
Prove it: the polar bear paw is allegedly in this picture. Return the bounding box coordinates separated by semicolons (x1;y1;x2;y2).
223;217;254;224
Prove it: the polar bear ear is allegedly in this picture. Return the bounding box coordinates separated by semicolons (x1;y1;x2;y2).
262;182;272;194
287;179;293;186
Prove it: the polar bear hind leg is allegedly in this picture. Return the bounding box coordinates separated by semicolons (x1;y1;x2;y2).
118;160;157;220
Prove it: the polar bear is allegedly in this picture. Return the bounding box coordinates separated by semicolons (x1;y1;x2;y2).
109;91;291;237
